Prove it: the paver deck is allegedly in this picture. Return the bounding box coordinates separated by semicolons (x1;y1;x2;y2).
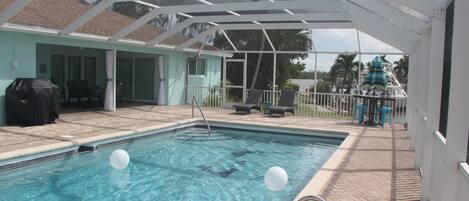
0;105;420;201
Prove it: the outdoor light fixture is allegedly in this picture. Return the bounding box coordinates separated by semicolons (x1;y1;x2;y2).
198;0;214;5
10;59;18;69
177;13;194;18
227;11;241;16
133;0;159;8
283;9;294;15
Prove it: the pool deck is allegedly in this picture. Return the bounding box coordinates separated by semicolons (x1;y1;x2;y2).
0;105;420;201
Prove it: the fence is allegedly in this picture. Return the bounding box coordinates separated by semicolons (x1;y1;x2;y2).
186;86;407;123
186;86;223;108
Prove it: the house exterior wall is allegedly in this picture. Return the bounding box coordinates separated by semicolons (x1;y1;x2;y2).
0;31;36;125
0;30;222;124
407;1;469;201
36;44;107;86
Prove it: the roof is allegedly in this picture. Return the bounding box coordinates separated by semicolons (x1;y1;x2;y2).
0;0;217;51
0;0;439;55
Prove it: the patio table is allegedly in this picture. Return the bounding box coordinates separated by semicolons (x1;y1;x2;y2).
353;95;396;126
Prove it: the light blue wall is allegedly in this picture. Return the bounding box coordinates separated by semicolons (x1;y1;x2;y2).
0;30;222;124
168;54;222;105
36;44;107;86
0;31;37;125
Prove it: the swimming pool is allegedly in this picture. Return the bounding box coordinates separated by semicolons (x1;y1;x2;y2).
0;125;344;201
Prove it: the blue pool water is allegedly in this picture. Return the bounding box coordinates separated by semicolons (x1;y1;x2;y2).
0;126;343;201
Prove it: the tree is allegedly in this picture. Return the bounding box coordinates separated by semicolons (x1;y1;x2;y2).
329;54;362;94
298;71;330;81
214;29;311;90
314;81;332;93
284;83;300;91
393;55;409;86
250;36;266;89
287;62;305;79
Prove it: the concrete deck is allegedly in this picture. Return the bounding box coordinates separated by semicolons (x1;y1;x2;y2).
0;105;420;201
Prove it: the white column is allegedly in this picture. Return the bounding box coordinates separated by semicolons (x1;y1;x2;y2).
222;57;227;102
442;0;469;199
356;29;362;91
272;53;277;104
273;53;277;91
415;37;431;168
157;55;166;105
421;18;445;201
243;53;247;103
407;48;420;148
104;49;116;111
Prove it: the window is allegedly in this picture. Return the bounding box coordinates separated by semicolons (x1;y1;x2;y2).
188;58;206;76
439;1;454;137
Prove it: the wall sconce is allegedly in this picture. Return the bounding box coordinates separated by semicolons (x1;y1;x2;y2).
10;59;18;69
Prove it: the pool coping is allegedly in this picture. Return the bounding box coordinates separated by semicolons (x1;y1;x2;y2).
0;118;356;200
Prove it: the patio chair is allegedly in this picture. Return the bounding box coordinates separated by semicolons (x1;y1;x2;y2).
79;80;102;106
377;106;393;128
66;80;82;106
268;90;296;116
232;89;263;113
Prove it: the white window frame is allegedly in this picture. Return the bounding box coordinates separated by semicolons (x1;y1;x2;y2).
188;57;207;77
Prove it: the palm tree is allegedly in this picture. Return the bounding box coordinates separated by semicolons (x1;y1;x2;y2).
250;35;266;89
329;54;362;94
393;55;409;86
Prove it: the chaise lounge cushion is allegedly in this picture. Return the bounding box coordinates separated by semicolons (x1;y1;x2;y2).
233;103;260;110
232;89;263;113
268;106;293;113
268;90;296;116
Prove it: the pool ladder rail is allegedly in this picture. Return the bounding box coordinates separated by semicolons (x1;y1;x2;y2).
191;96;211;136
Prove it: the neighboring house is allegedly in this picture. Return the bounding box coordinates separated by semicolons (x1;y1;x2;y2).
288;79;318;93
0;0;224;125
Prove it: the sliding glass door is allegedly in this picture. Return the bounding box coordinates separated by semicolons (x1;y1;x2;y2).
67;56;81;81
135;57;156;101
116;55;158;103
51;55;65;89
116;58;134;100
83;57;97;87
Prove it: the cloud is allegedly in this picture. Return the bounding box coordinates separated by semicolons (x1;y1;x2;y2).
295;29;405;72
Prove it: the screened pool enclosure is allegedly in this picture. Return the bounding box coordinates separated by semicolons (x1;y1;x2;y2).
1;1;468;200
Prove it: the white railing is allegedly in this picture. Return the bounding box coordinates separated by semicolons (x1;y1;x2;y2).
186;86;407;123
186;86;223;108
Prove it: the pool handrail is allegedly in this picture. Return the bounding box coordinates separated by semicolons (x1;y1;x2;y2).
192;96;211;136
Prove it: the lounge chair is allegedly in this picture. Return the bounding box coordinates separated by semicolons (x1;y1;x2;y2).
268;90;296;116
232;89;264;113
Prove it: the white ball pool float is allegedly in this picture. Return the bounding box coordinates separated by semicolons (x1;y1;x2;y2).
264;166;288;191
109;149;130;170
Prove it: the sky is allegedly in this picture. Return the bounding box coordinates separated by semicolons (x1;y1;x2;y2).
294;29;405;72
